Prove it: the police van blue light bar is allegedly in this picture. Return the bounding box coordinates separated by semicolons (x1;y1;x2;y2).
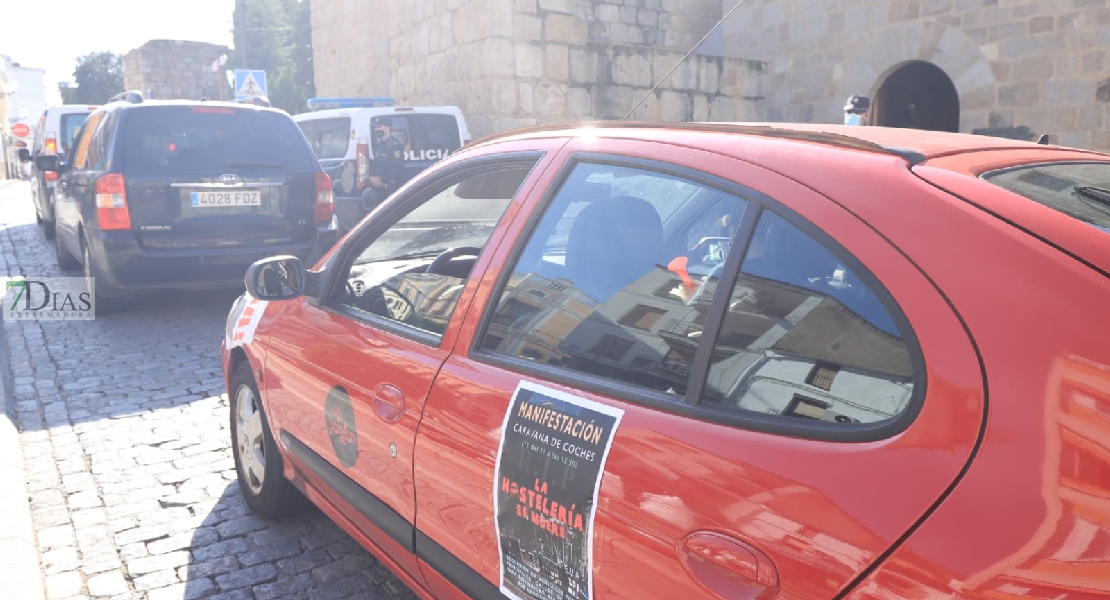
307;97;396;111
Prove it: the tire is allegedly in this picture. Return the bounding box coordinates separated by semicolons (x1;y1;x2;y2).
230;361;306;518
55;229;81;271
82;238;125;314
42;191;55;240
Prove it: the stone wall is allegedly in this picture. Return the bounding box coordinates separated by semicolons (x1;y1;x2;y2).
719;0;1110;150
311;0;764;138
123;40;230;101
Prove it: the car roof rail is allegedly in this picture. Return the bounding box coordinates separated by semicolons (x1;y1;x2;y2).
109;90;145;104
306;97;396;111
232;96;272;107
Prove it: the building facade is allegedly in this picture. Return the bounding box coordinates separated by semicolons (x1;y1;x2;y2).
719;0;1110;150
123;40;231;102
311;0;1110;150
2;55;46;131
310;0;765;137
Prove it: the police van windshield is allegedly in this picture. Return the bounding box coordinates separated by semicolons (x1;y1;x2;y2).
298;117;350;161
371;114;462;163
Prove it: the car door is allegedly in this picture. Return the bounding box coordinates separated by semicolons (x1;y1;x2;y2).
260;138;565;585
411;138;985;600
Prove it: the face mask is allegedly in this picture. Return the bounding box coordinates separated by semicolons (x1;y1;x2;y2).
844;113;862;126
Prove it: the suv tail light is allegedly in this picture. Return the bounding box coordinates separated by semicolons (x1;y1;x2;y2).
95;174;132;230
314;172;334;224
44;138;57;154
356;138;370;190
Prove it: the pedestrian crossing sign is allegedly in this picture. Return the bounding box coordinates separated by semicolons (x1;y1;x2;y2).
234;70;268;99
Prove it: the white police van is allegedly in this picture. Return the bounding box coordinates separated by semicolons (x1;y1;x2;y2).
293;97;472;233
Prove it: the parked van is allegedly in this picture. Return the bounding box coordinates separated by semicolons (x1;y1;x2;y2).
30;104;98;239
293;97;471;233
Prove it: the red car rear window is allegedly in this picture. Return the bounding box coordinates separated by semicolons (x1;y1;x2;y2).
982;162;1110;235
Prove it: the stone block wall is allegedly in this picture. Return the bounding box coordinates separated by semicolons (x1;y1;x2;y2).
123;40;230;101
311;0;765;138
719;0;1110;151
310;0;392;99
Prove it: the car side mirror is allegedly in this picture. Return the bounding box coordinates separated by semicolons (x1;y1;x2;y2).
34;154;60;172
245;255;308;301
17;149;31;163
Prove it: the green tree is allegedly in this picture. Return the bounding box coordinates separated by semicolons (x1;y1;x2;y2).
231;0;315;114
59;51;125;104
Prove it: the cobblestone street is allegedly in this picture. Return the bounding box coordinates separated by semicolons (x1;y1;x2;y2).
0;181;417;600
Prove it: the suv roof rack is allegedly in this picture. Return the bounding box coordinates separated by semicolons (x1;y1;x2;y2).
232;96;272;107
307;97;395;111
109;90;145;104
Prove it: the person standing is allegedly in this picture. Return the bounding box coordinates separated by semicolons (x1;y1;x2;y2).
361;116;406;213
844;95;872;126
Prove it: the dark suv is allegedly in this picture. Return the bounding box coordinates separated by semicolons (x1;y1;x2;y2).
36;93;336;312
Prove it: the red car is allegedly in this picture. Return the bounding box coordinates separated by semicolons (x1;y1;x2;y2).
221;122;1110;600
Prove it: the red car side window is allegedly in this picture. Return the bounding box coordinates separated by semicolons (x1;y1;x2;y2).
479;161;748;397
334;162;537;338
702;210;915;424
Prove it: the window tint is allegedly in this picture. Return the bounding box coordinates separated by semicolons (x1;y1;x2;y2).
982;162;1110;235
334;160;538;338
371;114;462;163
479;162;747;397
60;113;91;154
702;210;914;424
71;112;103;170
121;106;316;174
85;112;114;172
298;117;351;160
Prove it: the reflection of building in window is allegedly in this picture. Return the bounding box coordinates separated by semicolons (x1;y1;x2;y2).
654;279;683;299
589;334;634;361
485;265;711;395
387;274;467;335
704;273;915;424
482;273;597;364
492;297;541;329
806;362;840;391
785;395;833;420
618;304;668;330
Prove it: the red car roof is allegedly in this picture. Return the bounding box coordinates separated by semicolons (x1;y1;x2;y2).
476;121;1110;164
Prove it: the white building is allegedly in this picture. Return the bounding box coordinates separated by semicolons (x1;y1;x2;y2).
2;55;47;131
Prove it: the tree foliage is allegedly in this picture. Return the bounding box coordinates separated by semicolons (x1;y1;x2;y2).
59;51;125;104
231;0;315;114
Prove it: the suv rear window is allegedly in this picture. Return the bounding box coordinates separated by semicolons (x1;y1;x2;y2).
982;162;1110;235
372;114;462;162
60;113;91;153
297;117;351;160
121;106;317;174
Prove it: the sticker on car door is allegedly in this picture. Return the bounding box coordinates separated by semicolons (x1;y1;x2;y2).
227;296;269;349
493;381;624;600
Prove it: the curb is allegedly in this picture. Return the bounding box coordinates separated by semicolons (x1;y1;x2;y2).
0;186;46;600
0;179;25;193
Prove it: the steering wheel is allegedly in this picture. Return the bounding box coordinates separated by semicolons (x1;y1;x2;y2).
426;246;482;276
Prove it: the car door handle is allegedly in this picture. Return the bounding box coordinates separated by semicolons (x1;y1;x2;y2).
680;531;779;598
369;382;405;424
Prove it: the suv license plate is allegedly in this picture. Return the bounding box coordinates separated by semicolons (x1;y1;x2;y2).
190;191;262;207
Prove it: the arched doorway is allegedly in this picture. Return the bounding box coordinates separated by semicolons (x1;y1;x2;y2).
875;61;960;132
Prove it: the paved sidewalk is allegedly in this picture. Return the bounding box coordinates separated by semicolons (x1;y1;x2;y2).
0;180;47;600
